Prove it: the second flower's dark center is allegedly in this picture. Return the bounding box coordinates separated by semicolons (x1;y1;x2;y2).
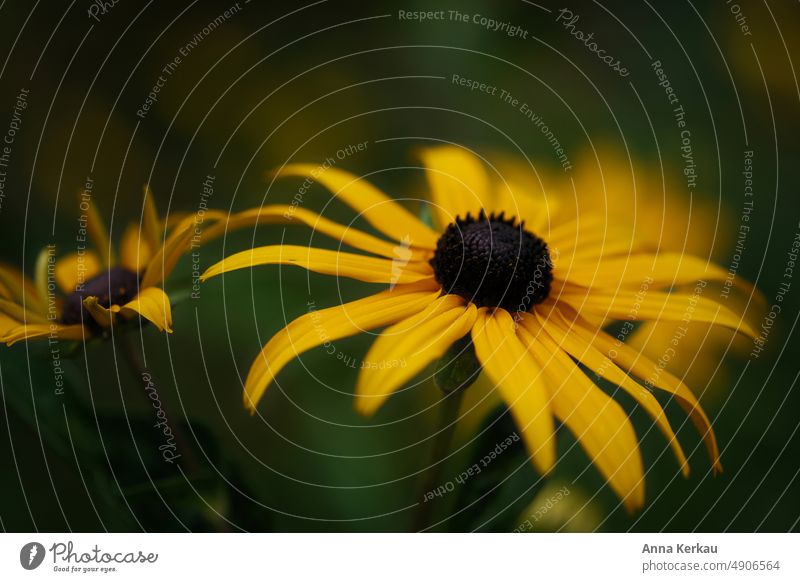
60;266;140;325
430;211;553;312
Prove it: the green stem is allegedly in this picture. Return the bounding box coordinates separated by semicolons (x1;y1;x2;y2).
118;331;200;474
413;387;466;532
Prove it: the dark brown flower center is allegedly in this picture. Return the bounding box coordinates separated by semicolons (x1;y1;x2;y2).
60;266;140;325
430;211;552;312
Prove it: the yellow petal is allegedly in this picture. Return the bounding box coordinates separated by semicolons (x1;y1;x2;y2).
111;286;173;332
494;179;556;234
559;240;635;263
528;309;689;476
548;216;636;258
140;211;226;289
491;153;561;232
417;146;494;229
3;322;87;345
355;296;476;415
471;308;556;475
0;313;18;336
80;189;113;265
556;305;721;473
274;164;439;249
561;289;757;339
201;245;433;285
202;205;431;262
140;220;193;289
627;318;745;395
559;253;730;289
53;251;102;294
244;282;442;412
0;263;44;314
82;296;114;328
0;297;48;325
0;279;13;300
142;184;162;254
522;324;645;511
34;247;51;305
546;215;604;247
120;223;154;274
164;211;191;231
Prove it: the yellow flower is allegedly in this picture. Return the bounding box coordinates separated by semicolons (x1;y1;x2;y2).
1;186;211;345
202;146;757;511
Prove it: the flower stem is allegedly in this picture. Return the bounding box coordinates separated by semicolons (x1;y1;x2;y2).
117;331;201;474
413;337;482;532
413;387;465;532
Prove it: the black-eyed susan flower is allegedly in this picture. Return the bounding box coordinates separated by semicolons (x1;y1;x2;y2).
1;187;214;345
202;146;758;510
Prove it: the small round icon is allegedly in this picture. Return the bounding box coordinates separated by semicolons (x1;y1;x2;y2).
20;542;46;570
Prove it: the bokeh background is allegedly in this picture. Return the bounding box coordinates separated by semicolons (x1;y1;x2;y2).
0;0;798;532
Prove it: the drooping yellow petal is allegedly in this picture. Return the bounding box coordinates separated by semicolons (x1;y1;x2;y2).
140;219;194;289
417;146;494;229
82;296;114;328
627;318;747;398
471;308;556;475
561;289;757;339
164;211;191;231
80;190;113;266
555;305;721;473
274;165;439;249
120;223;154;274
140;211;226;289
3;322;87;345
202;205;431;262
558;253;730;289
244;281;442;412
528;309;689;476
522;324;645;511
53;251;102;294
355;296;476;415
201;245;433;285
110;286;173;332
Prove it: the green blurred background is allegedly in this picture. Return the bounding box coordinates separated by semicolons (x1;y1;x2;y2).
0;0;798;532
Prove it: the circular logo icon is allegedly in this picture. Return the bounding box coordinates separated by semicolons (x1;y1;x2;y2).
19;542;45;570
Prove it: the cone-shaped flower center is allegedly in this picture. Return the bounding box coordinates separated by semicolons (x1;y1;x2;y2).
430;211;553;311
61;266;140;325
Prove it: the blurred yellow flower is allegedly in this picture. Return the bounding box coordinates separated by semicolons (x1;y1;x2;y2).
565;149;763;398
203;146;757;511
514;480;602;533
1;186;217;345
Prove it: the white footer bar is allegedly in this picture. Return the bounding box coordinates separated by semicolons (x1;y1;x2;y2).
1;533;797;581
